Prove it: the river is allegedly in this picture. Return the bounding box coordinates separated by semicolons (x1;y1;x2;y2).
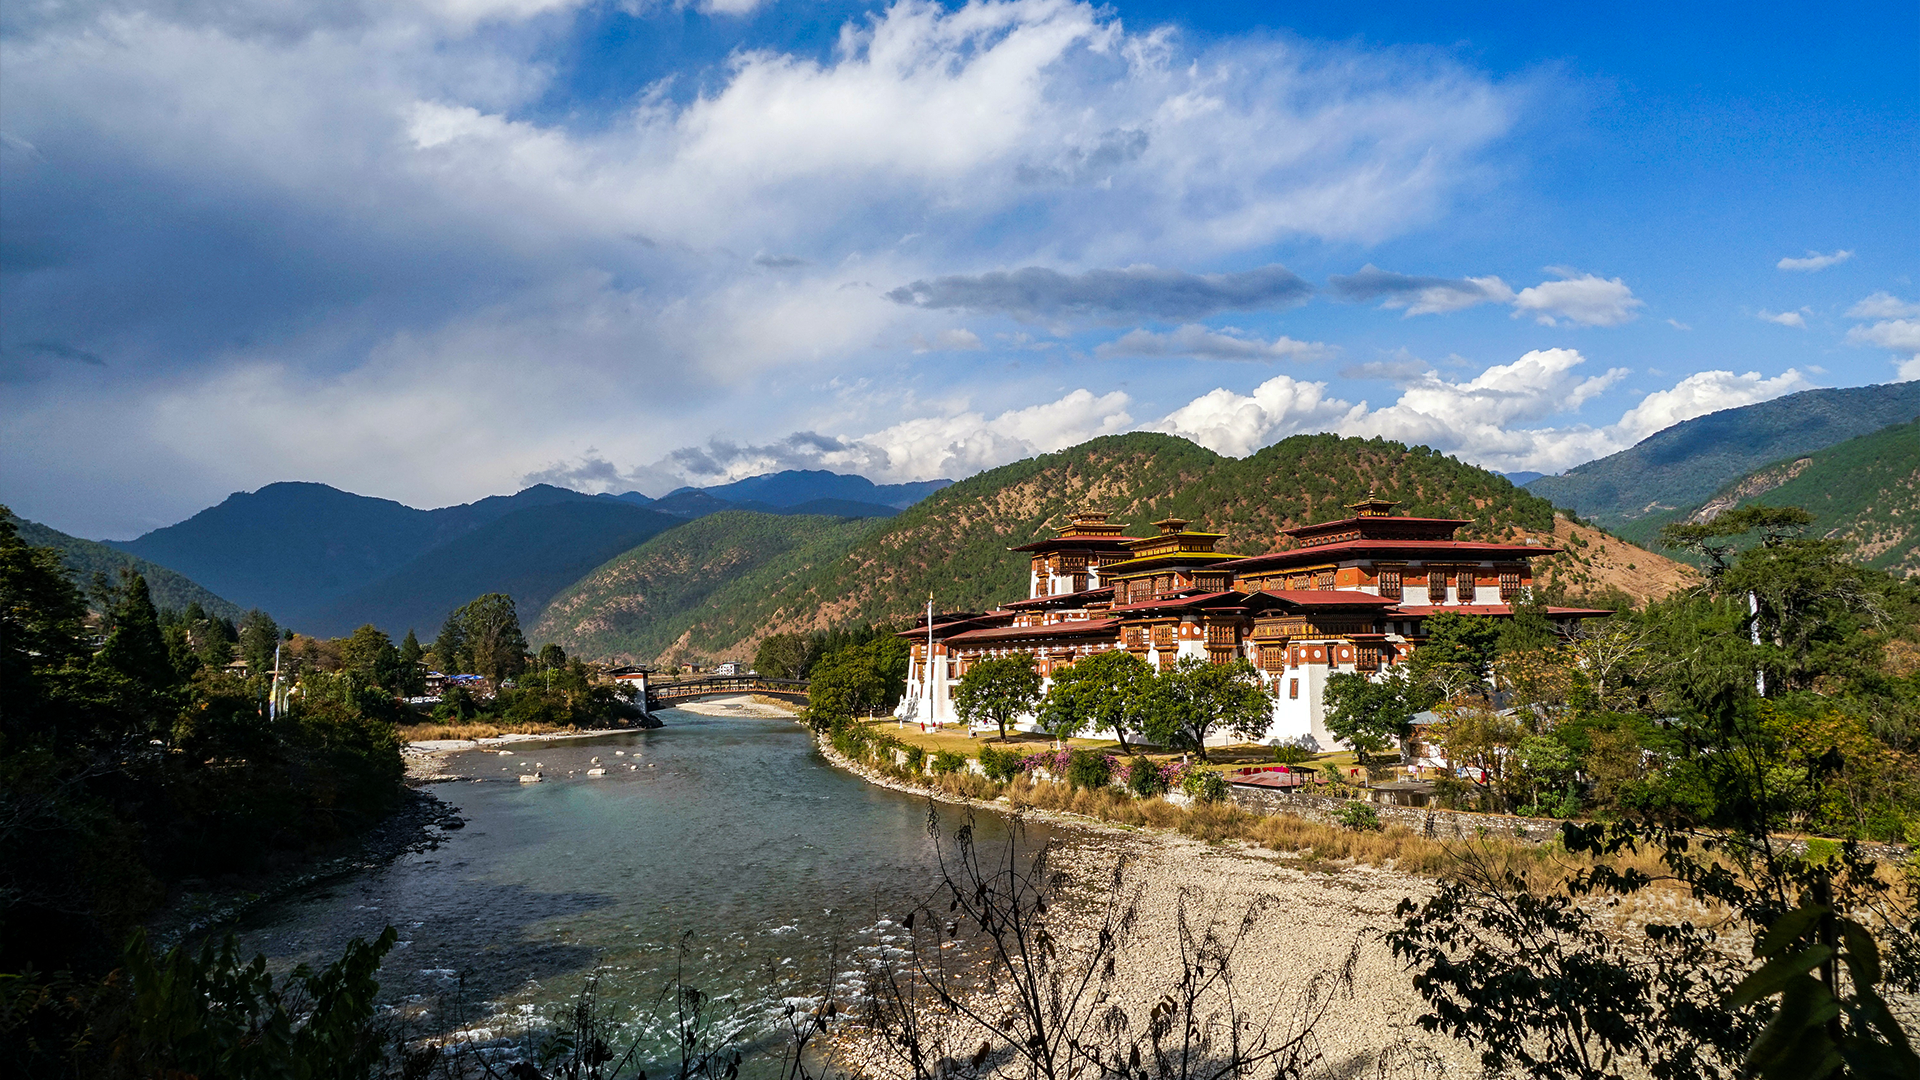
235;703;1056;1065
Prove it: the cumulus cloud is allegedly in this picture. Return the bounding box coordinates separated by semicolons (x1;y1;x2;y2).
1849;320;1920;352
1511;271;1643;327
886;264;1312;321
1777;249;1853;272
1149;351;1807;472
1759;309;1807;327
1326;264;1514;315
1094;324;1331;361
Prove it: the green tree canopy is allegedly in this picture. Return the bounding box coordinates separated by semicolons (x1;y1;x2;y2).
237;609;279;677
954;653;1043;741
396;629;426;696
1409;612;1502;698
1038;648;1157;750
340;624;401;691
1144;656;1270;763
1323;668;1422;761
805;637;912;726
439;593;527;684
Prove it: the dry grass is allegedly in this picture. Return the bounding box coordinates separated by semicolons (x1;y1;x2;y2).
397;720;589;741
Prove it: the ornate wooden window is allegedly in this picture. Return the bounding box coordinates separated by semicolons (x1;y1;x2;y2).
1288;678;1299;699
1151;624;1174;649
1205;622;1236;646
1499;571;1522;602
1428;569;1448;600
1315;568;1335;589
1458;569;1477;601
1356;645;1380;671
1378;567;1402;600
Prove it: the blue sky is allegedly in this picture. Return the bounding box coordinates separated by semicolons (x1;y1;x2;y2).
2;0;1915;538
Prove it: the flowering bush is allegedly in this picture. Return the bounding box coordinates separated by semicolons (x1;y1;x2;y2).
1022;749;1073;777
1180;769;1228;803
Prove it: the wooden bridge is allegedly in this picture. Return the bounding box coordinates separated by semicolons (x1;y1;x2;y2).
645;676;809;711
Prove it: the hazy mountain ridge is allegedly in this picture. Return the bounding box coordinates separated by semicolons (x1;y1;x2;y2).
306;499;683;638
1527;382;1920;540
5;510;245;620
538;431;1693;665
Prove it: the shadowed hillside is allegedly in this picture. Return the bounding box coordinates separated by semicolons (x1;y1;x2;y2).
4;509;245;619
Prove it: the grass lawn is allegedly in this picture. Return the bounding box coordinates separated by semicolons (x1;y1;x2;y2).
847;718;1352;774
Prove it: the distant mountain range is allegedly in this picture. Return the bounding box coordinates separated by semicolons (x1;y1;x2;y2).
4;509;245;620
74;469;952;637
607;471;951;520
1526;382;1920;544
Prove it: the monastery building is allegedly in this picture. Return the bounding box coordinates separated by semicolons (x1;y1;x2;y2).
895;497;1608;749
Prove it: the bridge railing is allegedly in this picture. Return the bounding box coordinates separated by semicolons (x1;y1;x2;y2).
645;676;810;707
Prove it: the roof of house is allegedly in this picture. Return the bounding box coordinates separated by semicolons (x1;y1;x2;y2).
1221;538;1559;572
1258;589;1401;608
1004;586;1115;609
1387;604;1615;618
1110;590;1254;613
944;618;1122;644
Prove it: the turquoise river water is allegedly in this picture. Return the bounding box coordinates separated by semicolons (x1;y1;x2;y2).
235;706;1056;1063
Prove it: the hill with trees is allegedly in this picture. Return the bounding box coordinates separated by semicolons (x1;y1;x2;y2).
541;432;1693;665
1665;418;1920;577
532;510;883;665
307;498;683;638
3;508;244;619
1526;382;1920;542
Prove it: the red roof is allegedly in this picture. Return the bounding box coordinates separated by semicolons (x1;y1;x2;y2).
1259;589;1399;607
1221;538;1559;572
944;618;1122;644
1004;586;1114;609
1389;605;1613;618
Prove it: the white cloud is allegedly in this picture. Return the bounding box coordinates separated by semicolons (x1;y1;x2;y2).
1094;324;1332;361
1848;319;1920;352
1776;249;1853;272
1510;271;1644;327
1759;308;1807;327
1666;318;1692;330
1151;375;1356;456
1147;352;1809;473
1848;293;1920;320
1897;357;1920;382
910;328;985;352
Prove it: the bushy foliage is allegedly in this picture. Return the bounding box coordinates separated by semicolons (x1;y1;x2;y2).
1179;768;1229;803
1064;748;1113;790
975;745;1027;783
1335;801;1381;831
929;750;968;776
1122;755;1169;798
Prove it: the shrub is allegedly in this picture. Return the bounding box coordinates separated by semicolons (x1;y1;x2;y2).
1335;800;1382;831
1180;769;1227;803
1066;749;1114;790
1272;743;1314;765
902;746;926;774
930;750;969;776
977;745;1026;783
1124;756;1169;798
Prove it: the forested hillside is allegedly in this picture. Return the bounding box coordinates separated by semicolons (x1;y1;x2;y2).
4;509;244;619
532;511;883;665
543;432;1692;665
307;499;682;638
1528;382;1920;539
1675;419;1920;577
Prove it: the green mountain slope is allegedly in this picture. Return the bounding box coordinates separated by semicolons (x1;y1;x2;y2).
308;499;684;638
4;510;245;619
531;511;883;664
543;431;1676;665
1528;382;1920;540
1681;419;1920;576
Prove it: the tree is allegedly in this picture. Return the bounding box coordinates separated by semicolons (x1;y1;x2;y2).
1038;649;1157;751
340;624;400;690
1322;669;1421;762
754;632;814;679
1409;612;1502;698
238;609;280;677
395;629;426;696
535;643;567;671
1144;656;1270;763
954;653;1042;741
805;638;912;726
95;570;176;700
446;593;527;685
430;612;467;676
